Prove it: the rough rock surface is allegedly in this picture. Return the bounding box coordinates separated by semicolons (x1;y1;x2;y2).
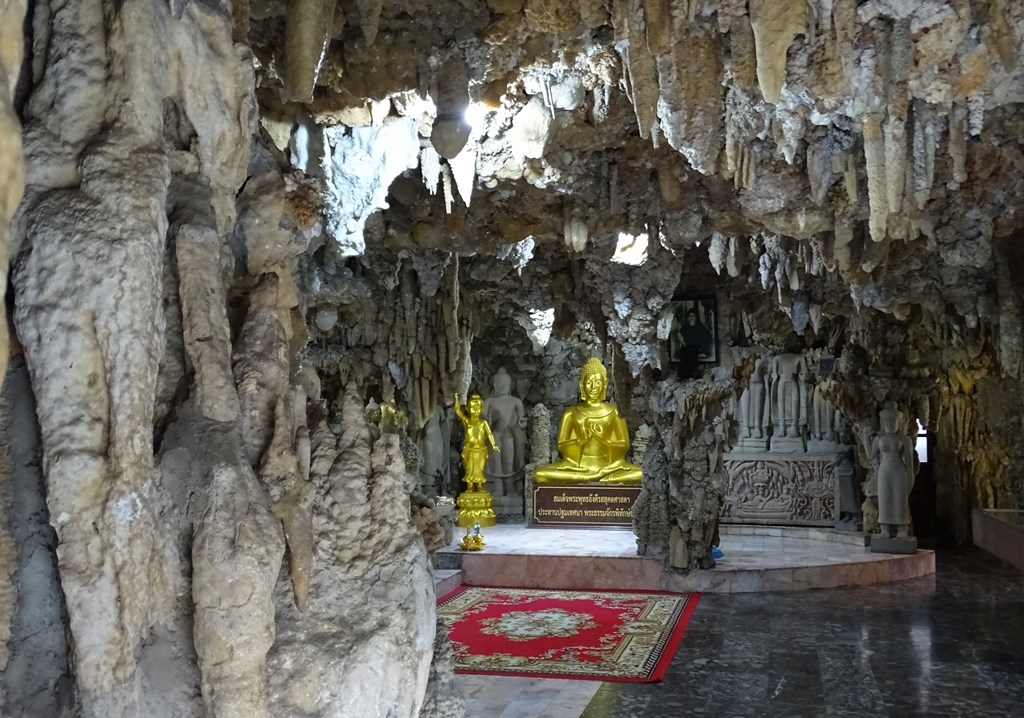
418;618;466;718
14;128;176;713
0;362;74;717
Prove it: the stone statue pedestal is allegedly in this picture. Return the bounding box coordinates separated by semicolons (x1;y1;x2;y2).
768;436;805;454
870;535;917;555
807;438;839;454
457;490;497;528
834;515;862;532
732;436;769;453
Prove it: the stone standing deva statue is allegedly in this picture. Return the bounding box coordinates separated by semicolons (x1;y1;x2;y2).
739;357;767;439
454;393;499;493
769;350;806;439
867;402;916;538
534;357;641;485
483;367;527;493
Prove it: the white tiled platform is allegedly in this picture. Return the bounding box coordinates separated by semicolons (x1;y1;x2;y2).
436;524;934;594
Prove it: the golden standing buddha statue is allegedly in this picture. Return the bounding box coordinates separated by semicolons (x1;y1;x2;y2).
454;393;499;492
534;358;642;485
454;393;499;526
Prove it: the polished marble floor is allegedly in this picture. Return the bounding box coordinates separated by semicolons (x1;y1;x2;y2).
456;548;1024;717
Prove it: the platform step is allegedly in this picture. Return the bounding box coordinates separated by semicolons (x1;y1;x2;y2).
720;524;870;546
433;569;463;598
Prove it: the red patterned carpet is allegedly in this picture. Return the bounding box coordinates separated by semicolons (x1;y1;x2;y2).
437;586;700;682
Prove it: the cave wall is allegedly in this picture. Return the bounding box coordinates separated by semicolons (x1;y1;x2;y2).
1;1;1024;715
0;0;26;706
1;1;439;716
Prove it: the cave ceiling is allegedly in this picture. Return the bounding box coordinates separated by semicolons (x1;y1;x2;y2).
247;0;1024;329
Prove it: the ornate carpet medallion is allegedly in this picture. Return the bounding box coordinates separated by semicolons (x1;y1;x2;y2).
480;609;598;641
437;587;700;682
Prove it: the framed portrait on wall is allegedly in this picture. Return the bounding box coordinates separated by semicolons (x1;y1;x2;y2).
669;298;718;364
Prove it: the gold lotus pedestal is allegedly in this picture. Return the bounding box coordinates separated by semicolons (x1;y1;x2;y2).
457;489;497;528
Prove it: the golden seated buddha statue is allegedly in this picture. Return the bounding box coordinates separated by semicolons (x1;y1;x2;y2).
534;358;642;486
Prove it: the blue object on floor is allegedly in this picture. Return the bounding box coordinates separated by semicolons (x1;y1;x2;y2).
711;546;725;560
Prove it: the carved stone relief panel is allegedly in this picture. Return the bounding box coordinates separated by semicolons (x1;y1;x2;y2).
722;454;837;526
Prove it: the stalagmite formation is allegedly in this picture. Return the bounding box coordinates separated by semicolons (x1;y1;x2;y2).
170;171;287;718
172;179;239;424
14;130;176;713
0;4;25;696
0;362;74;716
997;259;1023;380
193;464;284;718
418;618;466;718
234;274;292;467
266;385;434;717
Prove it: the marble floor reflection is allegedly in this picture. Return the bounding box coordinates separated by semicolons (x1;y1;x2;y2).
456;548;1024;717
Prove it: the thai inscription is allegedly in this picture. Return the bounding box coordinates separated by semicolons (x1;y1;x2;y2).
532;486;640;527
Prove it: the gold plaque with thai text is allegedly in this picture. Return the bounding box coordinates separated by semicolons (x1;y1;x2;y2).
532;485;640;527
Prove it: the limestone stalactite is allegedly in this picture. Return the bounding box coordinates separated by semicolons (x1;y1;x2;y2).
863;113;888;243
431;55;472;160
657;24;723;174
282;0;340;102
615;0;660;140
749;0;806;104
949;101;969;185
912;104;939;210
